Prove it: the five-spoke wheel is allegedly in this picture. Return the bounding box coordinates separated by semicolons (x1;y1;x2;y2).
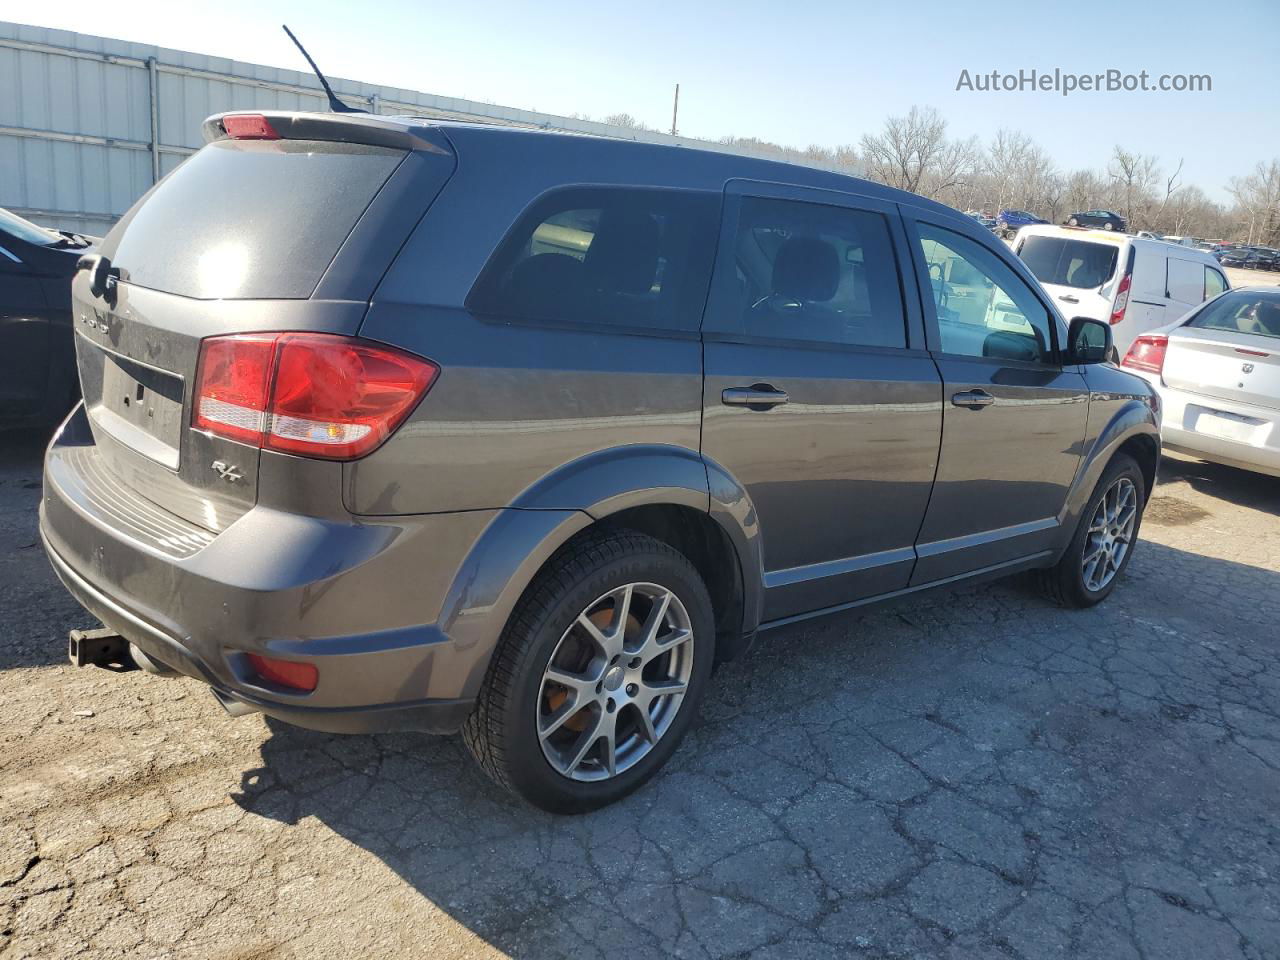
538;583;694;781
1082;477;1138;592
464;531;714;813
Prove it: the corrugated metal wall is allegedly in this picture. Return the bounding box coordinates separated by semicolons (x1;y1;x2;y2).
1;20;837;236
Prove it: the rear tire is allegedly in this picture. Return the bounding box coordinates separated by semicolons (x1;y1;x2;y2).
463;531;715;813
1036;453;1146;608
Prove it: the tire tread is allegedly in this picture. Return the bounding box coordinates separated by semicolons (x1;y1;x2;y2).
462;530;699;800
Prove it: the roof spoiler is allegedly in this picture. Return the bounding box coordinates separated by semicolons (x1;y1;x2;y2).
202;110;453;154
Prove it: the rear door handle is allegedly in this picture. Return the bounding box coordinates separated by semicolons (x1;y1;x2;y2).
722;385;790;409
952;389;995;409
1058;294;1079;304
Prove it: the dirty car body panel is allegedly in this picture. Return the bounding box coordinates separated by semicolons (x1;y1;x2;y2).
42;110;1159;743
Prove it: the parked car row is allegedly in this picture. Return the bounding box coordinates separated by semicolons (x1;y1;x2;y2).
1218;246;1280;270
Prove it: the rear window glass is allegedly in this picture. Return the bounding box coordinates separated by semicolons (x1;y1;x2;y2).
1018;235;1119;289
1187;291;1280;340
107;139;404;299
467;187;719;332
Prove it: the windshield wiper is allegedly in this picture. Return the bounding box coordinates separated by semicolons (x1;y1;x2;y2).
52;231;92;249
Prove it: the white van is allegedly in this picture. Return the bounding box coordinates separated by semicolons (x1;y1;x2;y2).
1014;226;1229;358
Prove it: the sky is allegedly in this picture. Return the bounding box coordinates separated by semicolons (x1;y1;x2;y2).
2;0;1277;203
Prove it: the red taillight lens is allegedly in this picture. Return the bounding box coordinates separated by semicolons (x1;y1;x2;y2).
1121;334;1169;375
192;333;439;460
222;114;280;140
246;653;318;692
1110;273;1132;325
266;335;439;458
192;334;278;445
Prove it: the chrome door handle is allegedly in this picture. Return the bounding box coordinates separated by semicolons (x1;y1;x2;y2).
1058;294;1079;304
722;385;790;408
952;389;995;409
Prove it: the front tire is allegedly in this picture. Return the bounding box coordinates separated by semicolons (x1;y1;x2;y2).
463;531;715;813
1036;453;1146;608
1067;217;1079;226
1103;221;1115;231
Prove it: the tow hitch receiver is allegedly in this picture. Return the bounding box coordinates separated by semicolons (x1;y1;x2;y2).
68;627;138;671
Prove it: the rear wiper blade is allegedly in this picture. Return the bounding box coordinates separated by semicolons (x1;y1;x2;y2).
53;231;92;249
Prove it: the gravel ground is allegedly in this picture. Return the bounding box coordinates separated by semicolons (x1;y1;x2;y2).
1;430;1278;960
1224;266;1280;289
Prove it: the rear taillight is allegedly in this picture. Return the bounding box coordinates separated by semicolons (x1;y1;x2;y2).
222;114;280;140
1121;334;1168;375
193;333;438;460
1110;272;1132;325
246;653;318;692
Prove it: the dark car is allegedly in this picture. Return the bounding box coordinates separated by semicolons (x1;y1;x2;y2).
0;208;97;428
995;208;1048;238
1251;248;1279;270
1066;210;1128;232
1220;248;1270;269
42;110;1160;812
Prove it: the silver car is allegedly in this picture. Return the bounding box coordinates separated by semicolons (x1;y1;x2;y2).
1122;287;1280;477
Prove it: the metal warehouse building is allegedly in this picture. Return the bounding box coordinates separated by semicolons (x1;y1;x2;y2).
1;20;804;236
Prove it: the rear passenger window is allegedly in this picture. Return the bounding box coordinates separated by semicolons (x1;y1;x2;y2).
727;197;907;348
467;187;718;332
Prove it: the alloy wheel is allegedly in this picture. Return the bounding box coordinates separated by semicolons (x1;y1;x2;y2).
537;583;694;782
1082;477;1138;591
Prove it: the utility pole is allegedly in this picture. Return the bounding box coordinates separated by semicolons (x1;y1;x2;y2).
670;84;679;137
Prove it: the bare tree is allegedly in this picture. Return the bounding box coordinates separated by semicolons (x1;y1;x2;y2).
1228;160;1280;245
1063;169;1104;216
1106;146;1160;228
986;130;1054;212
859;106;955;195
603;113;657;132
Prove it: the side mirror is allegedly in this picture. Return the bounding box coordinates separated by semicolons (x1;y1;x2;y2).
1067;316;1112;365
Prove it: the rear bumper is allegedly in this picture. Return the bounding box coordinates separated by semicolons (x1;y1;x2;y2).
39;405;507;734
1132;372;1280;478
42;537;473;733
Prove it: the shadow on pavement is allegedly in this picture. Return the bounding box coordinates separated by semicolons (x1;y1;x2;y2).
1156;451;1279;517
0;427;83;671
231;540;1280;959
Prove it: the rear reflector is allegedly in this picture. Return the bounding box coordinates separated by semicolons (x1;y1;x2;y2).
246;653;318;692
193;332;438;460
1121;334;1169;375
222;114;280;140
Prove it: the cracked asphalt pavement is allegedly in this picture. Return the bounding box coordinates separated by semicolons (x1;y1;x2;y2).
2;430;1278;960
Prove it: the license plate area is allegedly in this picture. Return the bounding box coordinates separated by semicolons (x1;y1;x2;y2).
95;350;185;468
1189;406;1263;445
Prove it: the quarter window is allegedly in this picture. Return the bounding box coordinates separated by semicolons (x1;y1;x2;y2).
724;196;907;348
916;223;1054;363
467;187;719;332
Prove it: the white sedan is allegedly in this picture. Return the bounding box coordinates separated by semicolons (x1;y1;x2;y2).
1121;287;1280;478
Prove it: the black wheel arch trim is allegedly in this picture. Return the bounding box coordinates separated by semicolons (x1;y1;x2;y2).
440;445;765;698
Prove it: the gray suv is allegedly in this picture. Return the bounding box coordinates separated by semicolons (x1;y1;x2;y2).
41;110;1159;812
